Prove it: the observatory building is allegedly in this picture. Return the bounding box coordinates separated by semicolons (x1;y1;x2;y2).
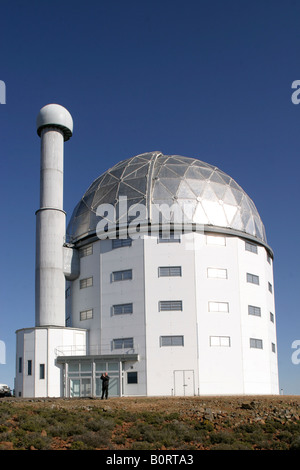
15;104;279;398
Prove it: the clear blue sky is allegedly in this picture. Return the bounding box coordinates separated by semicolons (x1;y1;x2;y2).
1;0;299;394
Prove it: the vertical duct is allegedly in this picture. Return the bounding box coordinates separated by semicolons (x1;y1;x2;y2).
35;104;73;327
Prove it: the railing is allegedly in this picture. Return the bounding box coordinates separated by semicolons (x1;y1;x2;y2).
55;343;138;358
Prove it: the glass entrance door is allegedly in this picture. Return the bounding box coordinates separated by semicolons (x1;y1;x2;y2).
69;378;92;397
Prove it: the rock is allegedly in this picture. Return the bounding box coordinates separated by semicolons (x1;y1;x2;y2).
241;402;254;410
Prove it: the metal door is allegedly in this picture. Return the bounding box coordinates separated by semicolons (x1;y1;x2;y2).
174;370;195;396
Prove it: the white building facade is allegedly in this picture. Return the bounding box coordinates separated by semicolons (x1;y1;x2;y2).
15;106;279;398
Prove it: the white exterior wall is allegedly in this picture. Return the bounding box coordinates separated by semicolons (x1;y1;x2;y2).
195;234;244;395
15;327;87;397
238;239;278;394
143;234;199;396
67;232;279;397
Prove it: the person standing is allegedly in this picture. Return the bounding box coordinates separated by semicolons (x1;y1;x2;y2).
101;372;110;399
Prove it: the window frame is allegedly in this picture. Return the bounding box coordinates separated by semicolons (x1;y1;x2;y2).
250;338;263;349
208;301;229;313
127;371;138;384
39;364;45;380
112;303;133;315
245;241;258;254
80;277;93;289
159;300;183;311
158;266;182;277
80;309;93;321
112;269;133;282
209;336;231;347
246;273;260;285
160;335;184;347
248;305;261;317
207;267;228;279
79;244;93;258
112;337;134;350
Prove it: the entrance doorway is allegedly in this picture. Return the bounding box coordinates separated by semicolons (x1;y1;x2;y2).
69;378;92;397
174;370;195;396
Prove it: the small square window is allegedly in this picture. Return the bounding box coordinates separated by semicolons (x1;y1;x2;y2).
247;273;259;285
127;372;138;384
248;305;261;317
250;338;263;349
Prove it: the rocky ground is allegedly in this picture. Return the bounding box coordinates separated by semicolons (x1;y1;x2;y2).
0;395;300;450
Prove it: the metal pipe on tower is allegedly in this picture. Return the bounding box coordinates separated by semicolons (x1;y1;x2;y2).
35;104;73;327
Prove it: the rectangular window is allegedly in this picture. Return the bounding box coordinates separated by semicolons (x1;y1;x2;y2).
268;282;273;293
39;364;45;380
18;357;22;374
79;244;93;258
207;267;227;279
27;360;32;376
80;309;93;321
157;233;181;243
272;343;276;353
267;253;272;264
158;266;182;277
245;241;258;254
159;300;183;311
270;312;274;323
248;305;261;317
208;301;229;313
113;338;134;350
160;336;184;347
112;238;132;249
206;235;226;246
112;269;132;282
80;277;93;289
127;371;138;384
246;273;259;285
113;303;133;315
210;336;231;347
250;338;263;349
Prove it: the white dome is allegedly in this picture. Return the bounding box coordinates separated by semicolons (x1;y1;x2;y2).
36;104;73;141
67;151;267;246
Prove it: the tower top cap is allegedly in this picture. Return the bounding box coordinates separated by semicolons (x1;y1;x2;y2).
37;104;73;141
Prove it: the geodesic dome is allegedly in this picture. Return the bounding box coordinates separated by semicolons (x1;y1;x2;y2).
67;151;267;244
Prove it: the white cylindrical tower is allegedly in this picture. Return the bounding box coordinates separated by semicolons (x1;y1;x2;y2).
35;104;73;327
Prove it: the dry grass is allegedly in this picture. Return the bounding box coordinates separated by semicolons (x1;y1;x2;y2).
0;395;299;450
